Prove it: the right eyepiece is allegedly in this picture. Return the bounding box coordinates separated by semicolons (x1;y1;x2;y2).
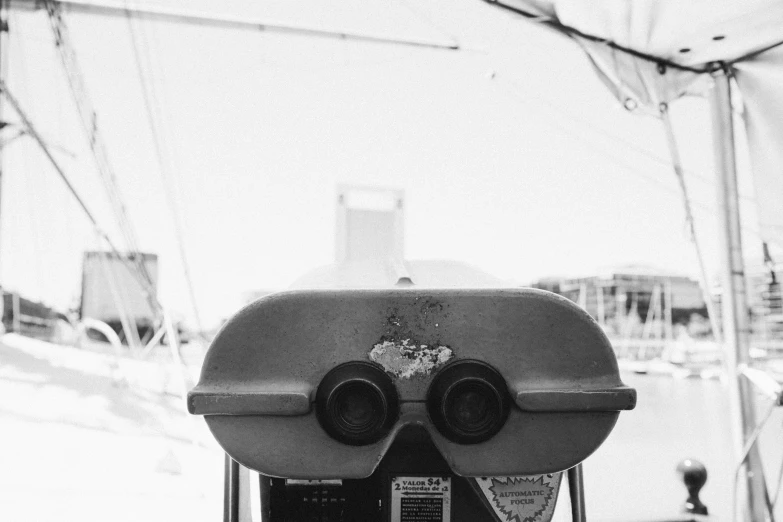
427;359;511;444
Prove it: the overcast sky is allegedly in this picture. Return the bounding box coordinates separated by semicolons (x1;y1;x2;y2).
0;0;765;328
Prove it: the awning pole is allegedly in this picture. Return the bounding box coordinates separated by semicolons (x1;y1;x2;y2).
710;66;768;522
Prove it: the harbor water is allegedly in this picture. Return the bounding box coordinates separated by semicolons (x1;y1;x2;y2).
585;371;783;521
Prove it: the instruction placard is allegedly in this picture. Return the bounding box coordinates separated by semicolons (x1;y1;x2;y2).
472;473;562;522
391;476;451;522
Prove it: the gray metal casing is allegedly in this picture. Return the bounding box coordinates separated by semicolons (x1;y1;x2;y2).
189;288;635;479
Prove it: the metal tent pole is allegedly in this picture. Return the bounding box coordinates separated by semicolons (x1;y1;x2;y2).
710;66;768;521
568;463;586;522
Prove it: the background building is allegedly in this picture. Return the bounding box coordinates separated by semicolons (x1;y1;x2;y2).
532;265;708;341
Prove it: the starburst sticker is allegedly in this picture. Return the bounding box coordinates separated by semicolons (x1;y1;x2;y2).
472;474;562;522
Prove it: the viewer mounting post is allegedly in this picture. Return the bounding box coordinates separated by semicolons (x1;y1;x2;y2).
710;65;768;521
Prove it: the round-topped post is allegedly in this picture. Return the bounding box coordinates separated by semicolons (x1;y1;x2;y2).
676;459;708;515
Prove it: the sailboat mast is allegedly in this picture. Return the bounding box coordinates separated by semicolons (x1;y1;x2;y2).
710;66;767;521
0;0;7;282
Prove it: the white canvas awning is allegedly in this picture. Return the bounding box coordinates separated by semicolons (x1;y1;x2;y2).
488;0;783;247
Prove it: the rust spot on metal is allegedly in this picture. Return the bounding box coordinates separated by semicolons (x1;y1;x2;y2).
381;300;450;346
369;339;453;379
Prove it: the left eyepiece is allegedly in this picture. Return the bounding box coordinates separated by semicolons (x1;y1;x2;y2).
316;361;399;446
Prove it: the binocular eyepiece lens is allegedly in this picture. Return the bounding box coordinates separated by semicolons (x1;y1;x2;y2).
428;360;510;444
316;362;399;446
447;382;497;433
333;383;380;432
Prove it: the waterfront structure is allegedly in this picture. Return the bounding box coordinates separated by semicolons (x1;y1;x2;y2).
0;290;65;340
532;265;707;339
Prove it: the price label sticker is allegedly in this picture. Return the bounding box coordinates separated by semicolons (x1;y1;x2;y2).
391;476;451;522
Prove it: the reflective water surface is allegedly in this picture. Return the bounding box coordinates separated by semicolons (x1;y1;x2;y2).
585;372;783;521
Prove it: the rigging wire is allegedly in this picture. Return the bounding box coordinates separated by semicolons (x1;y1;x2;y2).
659;103;723;343
1;81;103;235
12;29;46;301
397;0;462;53
0;79;162;314
487;70;767;244
490;70;756;203
730;397;779;522
123;8;204;333
51;0;461;51
773;444;783;508
488;74;703;202
763;242;778;284
18;147;45;298
43;0;155;296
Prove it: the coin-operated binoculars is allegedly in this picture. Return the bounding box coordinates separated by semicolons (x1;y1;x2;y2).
189;273;636;522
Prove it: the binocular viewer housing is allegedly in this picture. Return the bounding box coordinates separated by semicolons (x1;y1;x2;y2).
189;287;636;480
